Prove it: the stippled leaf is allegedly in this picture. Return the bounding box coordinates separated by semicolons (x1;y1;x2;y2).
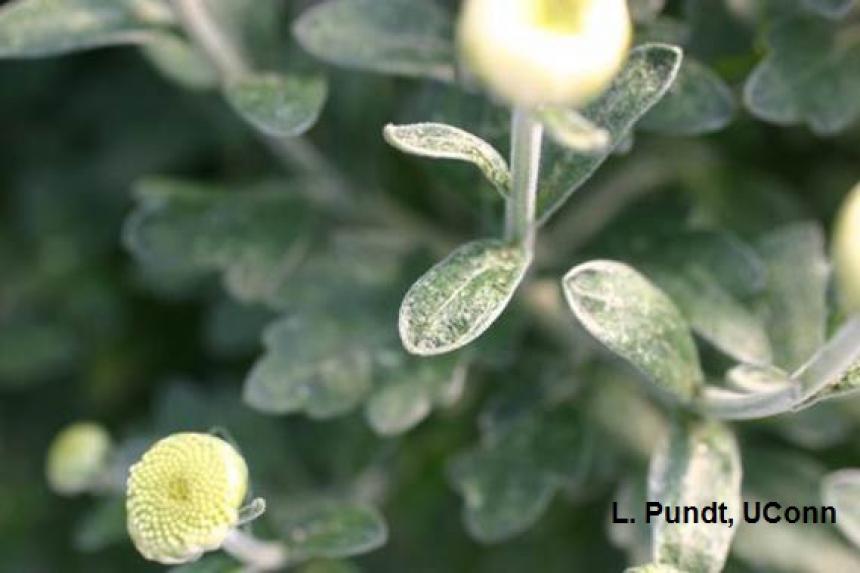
743;15;860;135
0;0;170;58
383;123;510;196
640;59;735;135
562;260;702;403
225;73;328;138
822;469;860;548
399;239;530;356
293;0;454;81
123;178;315;304
537;44;682;224
648;418;741;573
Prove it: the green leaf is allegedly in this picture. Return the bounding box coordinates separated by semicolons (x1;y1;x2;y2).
73;498;126;552
802;0;857;19
448;450;558;544
562;260;702;403
822;469;860;548
536;107;610;154
0;0;169;58
364;353;468;436
225;73;328;138
298;560;361;573
383;123;510;197
244;314;378;419
293;0;455;81
140;33;218;90
640;59;735;135
399;239;531;356
0;319;78;387
648;418;741;573
123;178;315;304
756;223;829;371
743;15;860;135
275;502;388;561
537;43;682;224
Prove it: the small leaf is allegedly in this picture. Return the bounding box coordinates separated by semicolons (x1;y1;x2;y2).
640;58;735;135
743;15;860;135
537;107;611;154
756;223;829;371
822;469;860;548
648;418;741;573
293;0;455;81
364;353;467;436
140;33;218;90
0;0;167;58
562;260;702;403
225;73;328;138
802;0;857;19
399;239;530;356
537;43;683;224
244;314;377;419
276;502;388;561
383;123;510;196
123;178;315;304
448;450;558;544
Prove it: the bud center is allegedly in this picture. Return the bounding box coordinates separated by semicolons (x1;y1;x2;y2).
168;476;192;502
531;0;586;34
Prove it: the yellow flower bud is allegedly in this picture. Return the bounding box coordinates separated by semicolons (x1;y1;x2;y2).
457;0;632;108
834;182;860;315
126;433;249;565
46;422;112;496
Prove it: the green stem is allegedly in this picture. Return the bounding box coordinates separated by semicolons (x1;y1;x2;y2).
172;0;247;80
505;107;543;253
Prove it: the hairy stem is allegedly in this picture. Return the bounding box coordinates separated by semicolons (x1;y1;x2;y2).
505;108;543;253
222;529;289;572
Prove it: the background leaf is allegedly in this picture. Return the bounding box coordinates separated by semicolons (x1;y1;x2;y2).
224;73;328;138
273;501;388;561
743;14;860;135
123;178;316;304
293;0;455;81
822;469;860;548
0;0;169;58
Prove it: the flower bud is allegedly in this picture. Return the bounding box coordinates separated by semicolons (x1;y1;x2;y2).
457;0;632;108
46;422;112;496
126;433;249;565
834;182;860;315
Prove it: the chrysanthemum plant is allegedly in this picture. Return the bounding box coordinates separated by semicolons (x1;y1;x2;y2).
5;0;859;570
